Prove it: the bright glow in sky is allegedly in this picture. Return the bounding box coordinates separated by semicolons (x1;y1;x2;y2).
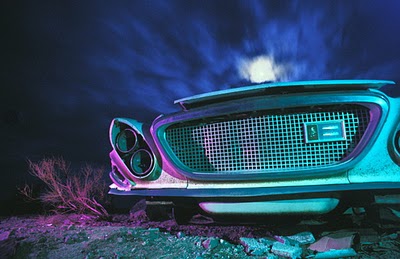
239;56;283;83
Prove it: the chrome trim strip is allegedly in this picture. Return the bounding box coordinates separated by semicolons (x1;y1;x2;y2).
109;182;400;197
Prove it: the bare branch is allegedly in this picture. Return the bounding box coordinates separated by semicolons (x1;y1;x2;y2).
24;157;109;219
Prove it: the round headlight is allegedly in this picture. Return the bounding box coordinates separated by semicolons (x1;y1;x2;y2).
130;149;154;177
116;129;137;153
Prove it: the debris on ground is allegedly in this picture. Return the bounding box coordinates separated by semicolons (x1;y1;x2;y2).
271;241;303;258
201;237;219;250
309;235;356;252
1;209;400;258
287;231;316;245
239;237;273;256
129;199;149;223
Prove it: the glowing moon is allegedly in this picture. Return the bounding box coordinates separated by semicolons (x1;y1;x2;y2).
239;56;281;83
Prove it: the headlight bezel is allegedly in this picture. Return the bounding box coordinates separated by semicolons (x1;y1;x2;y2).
110;119;159;180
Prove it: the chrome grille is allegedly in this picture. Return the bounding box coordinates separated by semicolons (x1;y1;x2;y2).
165;105;370;173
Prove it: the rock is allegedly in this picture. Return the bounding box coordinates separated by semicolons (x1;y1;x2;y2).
176;231;186;238
202;238;219;250
131;199;147;212
259;237;275;246
129;199;149;222
142;228;160;239
287;231;315;245
44;214;69;226
239;237;272;256
271;242;303;259
274;236;301;247
129;210;149;223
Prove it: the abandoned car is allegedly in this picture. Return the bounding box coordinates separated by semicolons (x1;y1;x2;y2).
108;80;400;221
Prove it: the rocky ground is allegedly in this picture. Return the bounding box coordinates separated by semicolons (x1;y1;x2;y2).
1;206;400;258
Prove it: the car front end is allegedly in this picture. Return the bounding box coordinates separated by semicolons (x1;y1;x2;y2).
108;80;400;218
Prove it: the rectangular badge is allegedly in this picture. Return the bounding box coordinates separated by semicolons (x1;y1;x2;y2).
304;120;346;144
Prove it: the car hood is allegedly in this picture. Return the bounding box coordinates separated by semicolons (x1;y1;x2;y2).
175;79;395;110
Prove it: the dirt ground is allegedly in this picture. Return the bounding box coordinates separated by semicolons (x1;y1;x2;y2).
1;208;400;258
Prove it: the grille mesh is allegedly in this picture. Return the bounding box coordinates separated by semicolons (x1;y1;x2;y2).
165;105;370;173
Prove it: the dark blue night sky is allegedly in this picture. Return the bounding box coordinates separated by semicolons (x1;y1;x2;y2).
1;0;400;204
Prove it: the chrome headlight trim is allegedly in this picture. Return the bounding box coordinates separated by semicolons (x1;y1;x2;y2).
116;128;138;154
130;149;155;178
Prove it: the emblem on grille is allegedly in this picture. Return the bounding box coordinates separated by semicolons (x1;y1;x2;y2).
304;120;346;143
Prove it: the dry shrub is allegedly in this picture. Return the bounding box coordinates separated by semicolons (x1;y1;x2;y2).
21;157;110;219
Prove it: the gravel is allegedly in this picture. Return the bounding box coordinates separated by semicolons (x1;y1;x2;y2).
1;210;400;258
